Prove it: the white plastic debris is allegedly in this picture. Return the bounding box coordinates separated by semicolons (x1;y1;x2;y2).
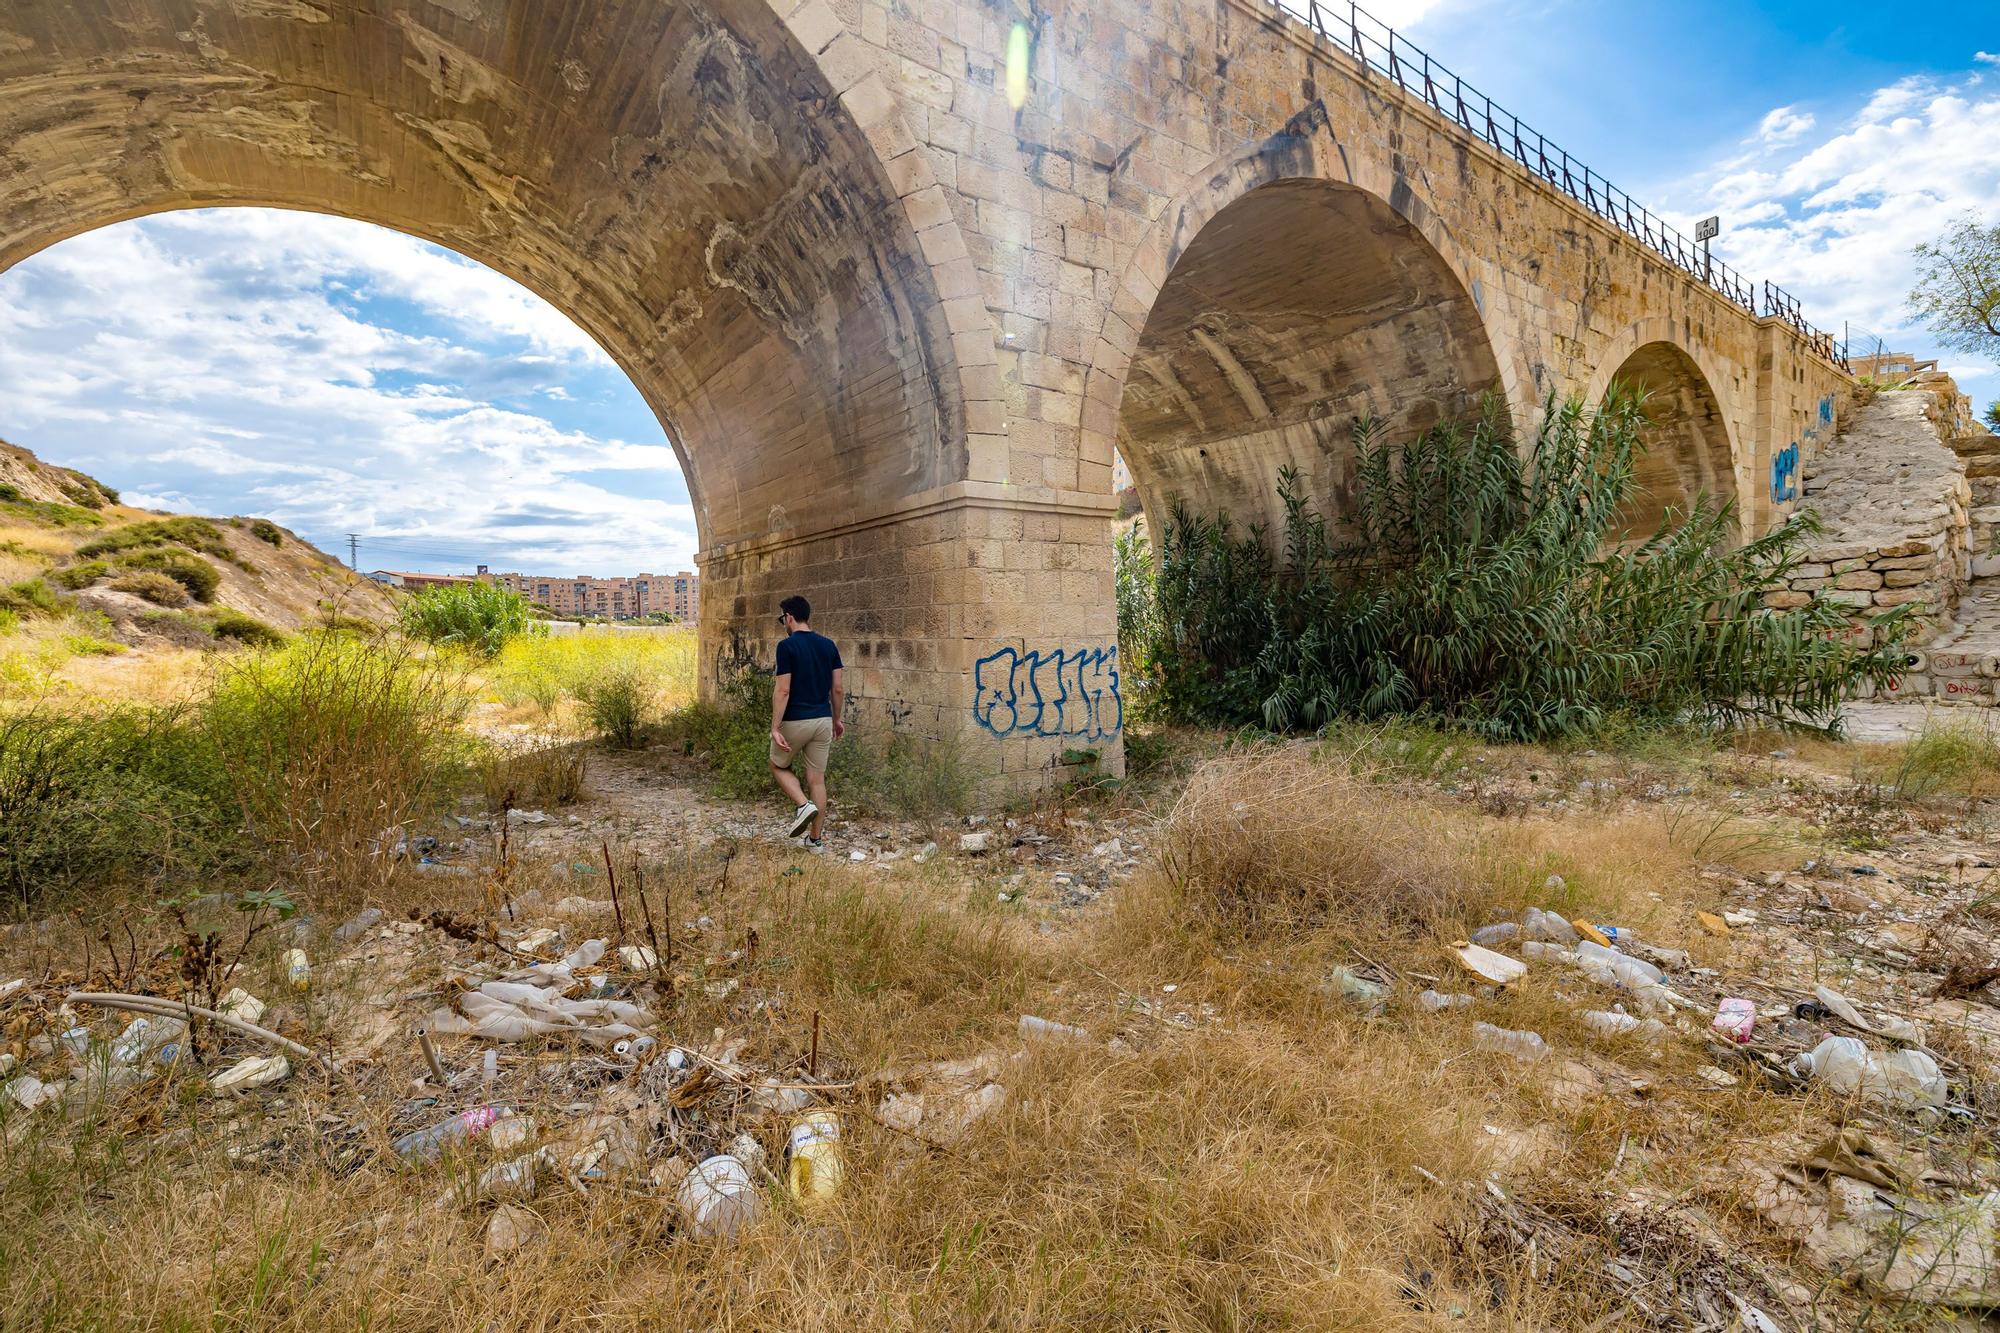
1018;1014;1089;1042
958;832;991;854
217;987;266;1025
1813;985;1872;1032
677;1153;764;1238
617;945;658;971
210;1054;291;1094
1582;1010;1669;1043
3;1073;59;1112
1453;942;1527;985
1792;1036;1946;1111
281;948;311;992
1416;989;1474;1013
1471;1022;1548;1062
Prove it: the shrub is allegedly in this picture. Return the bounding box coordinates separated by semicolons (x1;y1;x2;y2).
833;728;977;818
108;570;190;607
116;550;220;603
247;519;284;547
0;495;104;528
1883;718;2000;801
51;562;109;591
0;483;17;501
578;664;649;747
0;704;239;908
0;578;62;617
78;516;230;560
399;580;539;657
209;607;286;648
664;670;778;797
207;633;473;896
1129;393;1912;741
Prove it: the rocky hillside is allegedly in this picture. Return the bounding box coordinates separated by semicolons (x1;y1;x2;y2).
0;438;397;649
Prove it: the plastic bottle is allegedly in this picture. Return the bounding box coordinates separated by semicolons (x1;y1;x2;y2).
110;1018;151;1065
1019;1014;1089;1042
1416;989;1473;1012
1595;925;1637;947
1521;941;1576;964
1470;922;1519;947
1576;941;1663;985
1582;1010;1669;1042
677;1153;765;1238
392;1104;514;1162
282;948;311;992
332;907;384;946
1471;1022;1548;1062
1523;908;1579;946
786;1110;844;1203
1792;1036;1946;1110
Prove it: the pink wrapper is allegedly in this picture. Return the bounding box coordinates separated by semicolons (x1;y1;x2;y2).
1712;997;1755;1044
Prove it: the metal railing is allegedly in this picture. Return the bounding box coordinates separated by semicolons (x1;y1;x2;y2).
1271;0;1849;370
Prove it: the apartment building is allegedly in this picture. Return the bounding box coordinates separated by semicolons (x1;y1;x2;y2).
486;567;699;623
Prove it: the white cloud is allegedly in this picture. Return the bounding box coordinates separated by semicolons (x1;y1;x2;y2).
1755;105;1816;145
1976;51;1999;66
1669;62;2000;386
0;211;696;573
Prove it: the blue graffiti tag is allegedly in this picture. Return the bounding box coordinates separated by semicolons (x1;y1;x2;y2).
973;646;1122;740
1771;442;1799;504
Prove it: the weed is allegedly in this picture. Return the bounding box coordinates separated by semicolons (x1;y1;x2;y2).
207;632;473;897
1882;716;2000;801
833;726;978;818
479;741;588;809
246;519;285;547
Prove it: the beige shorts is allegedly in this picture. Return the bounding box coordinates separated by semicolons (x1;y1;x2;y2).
770;716;833;772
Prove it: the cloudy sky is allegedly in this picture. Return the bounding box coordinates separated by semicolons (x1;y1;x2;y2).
0;0;1993;576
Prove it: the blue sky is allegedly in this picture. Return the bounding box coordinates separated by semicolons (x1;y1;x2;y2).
0;0;1993;575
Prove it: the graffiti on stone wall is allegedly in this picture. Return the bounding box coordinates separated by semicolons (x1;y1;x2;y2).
1770;442;1798;504
1773;395;1834;507
972;646;1123;739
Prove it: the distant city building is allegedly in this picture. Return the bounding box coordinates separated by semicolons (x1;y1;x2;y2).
367;570;477;591
369;564;699;622
1850;351;1936;381
487;567;699;623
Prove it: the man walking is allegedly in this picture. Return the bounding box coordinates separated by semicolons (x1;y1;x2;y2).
769;595;843;847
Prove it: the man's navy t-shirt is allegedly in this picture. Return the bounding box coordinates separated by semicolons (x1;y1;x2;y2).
775;630;842;721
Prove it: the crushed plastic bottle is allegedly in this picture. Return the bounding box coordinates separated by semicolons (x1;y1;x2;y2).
1523;907;1579;946
1791;1036;1946;1111
393;1104;514;1162
1416;989;1474;1013
677;1153;765;1238
332;906;384;946
1470;922;1519;947
1019;1014;1089;1042
1471;1022;1548;1062
1521;940;1576;964
786;1111;843;1203
1582;1009;1669;1042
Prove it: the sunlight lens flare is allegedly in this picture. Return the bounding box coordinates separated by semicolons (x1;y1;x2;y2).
1005;22;1030;109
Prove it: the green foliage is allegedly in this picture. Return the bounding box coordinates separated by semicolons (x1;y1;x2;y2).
665;671;781;799
488;629;696;715
0;705;240;908
1113;526;1160;718
1986;400;2000;434
832;727;978;818
50;561;109;591
0;483;17;501
0;578;62;617
1126;394;1912;742
1883;718;2000;801
0;610;16;636
398;580;539;656
0;496;105;528
209;607;286;648
108;570;190;607
1909;213;2000;358
115;549;220;603
578;664;648;747
77;516;230;560
246;519;285;547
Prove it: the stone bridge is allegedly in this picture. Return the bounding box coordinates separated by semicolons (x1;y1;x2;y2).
0;0;1852;782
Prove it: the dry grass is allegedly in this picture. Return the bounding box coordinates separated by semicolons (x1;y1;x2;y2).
0;736;1975;1329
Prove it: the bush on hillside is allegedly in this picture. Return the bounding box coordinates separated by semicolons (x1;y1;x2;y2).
51;561;109;591
109;570;190;607
399;580;539;657
77;516;230;560
0;578;62;617
247;519;285;547
116;549;220;603
1123;393;1913;741
209;607;286;648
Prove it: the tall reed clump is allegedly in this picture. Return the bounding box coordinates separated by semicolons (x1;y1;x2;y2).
207;632;473;896
1124;393;1913;741
397;580;540;657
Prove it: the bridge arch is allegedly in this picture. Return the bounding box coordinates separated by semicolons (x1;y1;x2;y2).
0;0;974;628
1586;323;1744;541
1082;109;1519;539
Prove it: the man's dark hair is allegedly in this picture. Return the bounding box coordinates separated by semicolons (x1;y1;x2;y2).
780;595;811;623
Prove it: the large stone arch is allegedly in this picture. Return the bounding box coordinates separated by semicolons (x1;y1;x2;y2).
0;0;979;682
1585;322;1744;540
1079;104;1518;539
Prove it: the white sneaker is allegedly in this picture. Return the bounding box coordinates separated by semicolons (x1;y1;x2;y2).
786;802;818;837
